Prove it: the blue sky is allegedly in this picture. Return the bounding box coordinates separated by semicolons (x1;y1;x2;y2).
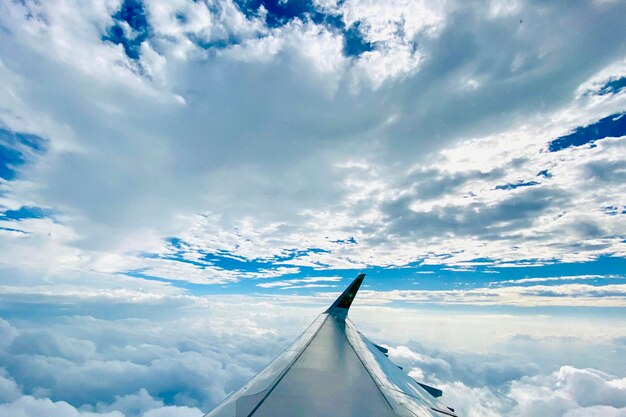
1;0;626;416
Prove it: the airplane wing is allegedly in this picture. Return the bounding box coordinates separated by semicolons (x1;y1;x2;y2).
205;273;458;417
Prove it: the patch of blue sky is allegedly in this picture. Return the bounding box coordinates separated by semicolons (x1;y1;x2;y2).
187;33;242;51
548;112;626;152
536;169;552;178
495;180;540;190
0;127;47;180
330;236;357;245
200;247;329;272
123;269;179;284
0;144;22;180
0;127;47;181
0;226;28;234
308;6;344;29
158;237;331;271
596;77;626;96
102;0;150;60
342;22;374;57
202;251;278;271
0;206;51;234
603;206;626;216
234;0;314;28
1;206;49;220
231;0;373;57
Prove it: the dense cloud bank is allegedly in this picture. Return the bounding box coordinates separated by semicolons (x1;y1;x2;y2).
1;300;625;417
0;312;287;416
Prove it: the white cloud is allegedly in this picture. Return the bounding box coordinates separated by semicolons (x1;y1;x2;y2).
576;57;626;97
279;283;339;289
342;0;446;41
0;316;274;411
0;369;20;403
0;394;207;417
142;406;203;417
506;366;626;417
384;343;626;417
0;396;124;417
95;389;163;417
0;0;625;285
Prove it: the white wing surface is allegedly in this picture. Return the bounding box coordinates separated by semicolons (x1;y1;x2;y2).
205;274;458;417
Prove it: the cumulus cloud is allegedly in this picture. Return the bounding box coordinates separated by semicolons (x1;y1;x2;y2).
0;396;124;417
0;293;625;417
0;369;20;403
142;406;203;417
385;343;626;417
505;366;626;417
0;311;309;415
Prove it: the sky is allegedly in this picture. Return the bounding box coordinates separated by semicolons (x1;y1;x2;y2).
0;0;626;416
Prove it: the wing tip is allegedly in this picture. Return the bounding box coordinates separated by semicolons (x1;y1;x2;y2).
326;273;365;317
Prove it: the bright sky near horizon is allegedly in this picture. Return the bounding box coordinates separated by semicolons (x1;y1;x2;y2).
1;1;626;416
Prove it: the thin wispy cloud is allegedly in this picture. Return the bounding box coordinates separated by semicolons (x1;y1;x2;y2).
489;274;624;286
256;276;342;288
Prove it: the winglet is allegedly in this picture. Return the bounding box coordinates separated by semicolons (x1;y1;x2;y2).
326;273;365;319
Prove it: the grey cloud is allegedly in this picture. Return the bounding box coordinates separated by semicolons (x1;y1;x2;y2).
95;389;163;417
382;1;626;158
0;318;276;410
585;160;626;184
0;319;17;348
568;220;607;239
0;369;20;403
9;330;97;362
0;298;322;413
399;167;505;201
382;186;567;239
0;24;387;246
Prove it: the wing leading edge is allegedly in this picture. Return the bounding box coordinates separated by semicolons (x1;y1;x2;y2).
204;274;458;417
